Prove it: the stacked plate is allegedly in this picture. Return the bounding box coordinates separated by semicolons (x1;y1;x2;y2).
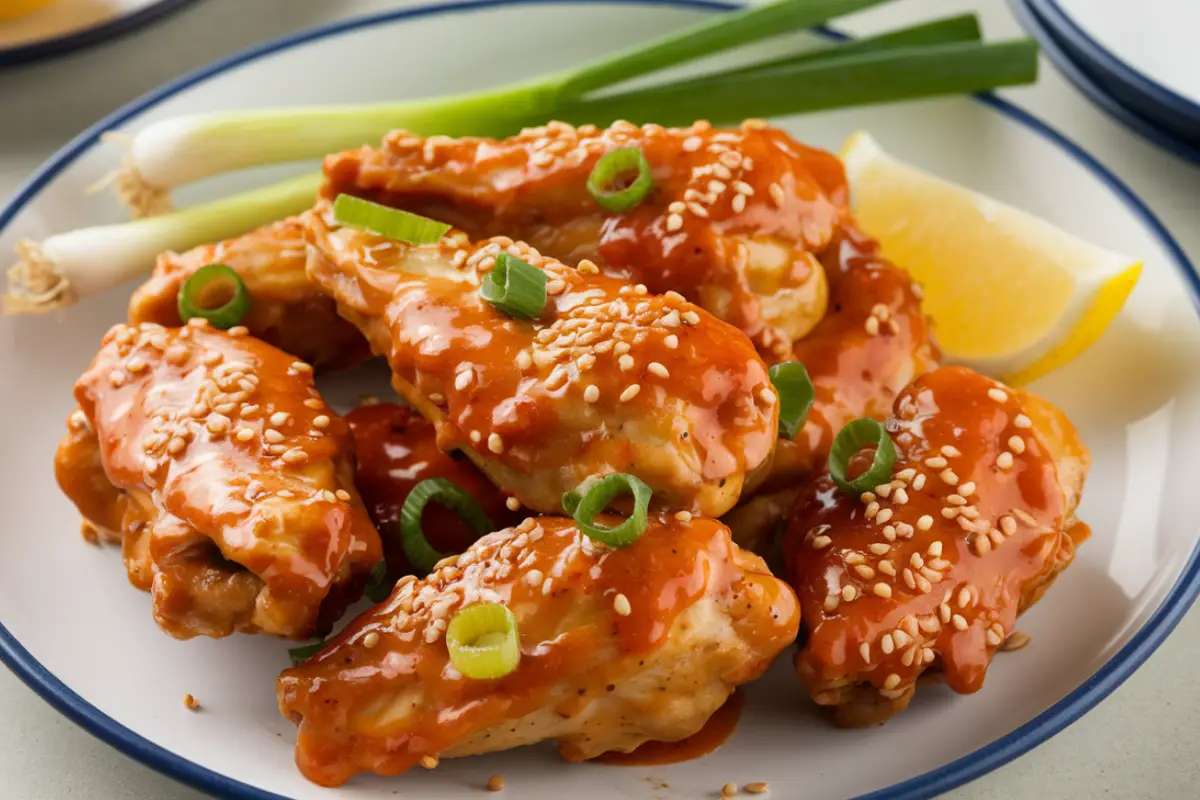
0;0;195;66
1009;0;1200;164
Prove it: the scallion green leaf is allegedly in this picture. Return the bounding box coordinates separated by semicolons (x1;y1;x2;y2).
364;561;389;604
287;640;325;667
400;478;493;575
176;264;251;330
828;418;897;494
479;252;547;319
768;362;815;439
562;473;652;547
587;147;654;212
447;603;521;680
332;194;451;245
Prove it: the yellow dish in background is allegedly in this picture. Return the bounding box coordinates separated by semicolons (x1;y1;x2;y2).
0;0;60;22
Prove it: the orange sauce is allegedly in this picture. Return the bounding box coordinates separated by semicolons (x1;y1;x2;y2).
595;691;745;766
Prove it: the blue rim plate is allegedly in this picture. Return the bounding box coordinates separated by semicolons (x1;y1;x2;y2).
0;0;198;68
1030;0;1200;140
1;2;1198;799
1008;0;1200;166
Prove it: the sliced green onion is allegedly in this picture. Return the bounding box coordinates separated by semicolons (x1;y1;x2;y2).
828;418;897;494
364;561;389;604
561;473;652;547
176;264;251;329
587;148;654;213
287;640;325;667
446;602;521;679
400;478;493;575
479;252;547;319
768;362;815;439
332;194;451;245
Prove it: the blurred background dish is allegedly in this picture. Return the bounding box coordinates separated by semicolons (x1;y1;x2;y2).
0;0;197;67
1008;0;1200;165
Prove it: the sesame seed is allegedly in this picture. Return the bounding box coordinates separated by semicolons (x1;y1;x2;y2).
997;452;1014;469
290;361;312;373
941;445;961;458
882;674;901;690
312;415;330;429
986;628;1003;647
665;213;684;232
1008;436;1026;453
270;412;289;427
235;427;254;442
167;437;186;455
893;488;909;504
941;507;959;519
469;430;482;443
854;565;876;580
183;694;200;712
917;515;934;531
823;595;839;612
940;469;959;486
582;385;600;403
874;583;893;599
1014;413;1033;429
264;429;285;444
613;593;632;616
859;642;871;661
869;543;891;555
842;585;857;601
768;183;785;206
731;194;747;213
861;491;877;503
281;449;308;464
455;370;473;391
336;489;352;501
619;384;641;402
864;316;880;336
876;508;894;524
882;525;897;542
745;783;770;796
577;259;599;274
488;776;505;792
675;510;693;523
958;481;976;497
952;614;968;631
989;528;1005;547
902;569;917;590
682;310;701;325
845;553;866;566
988;388;1008;403
897;522;914;538
206;415;230;435
488;433;505;454
419;755;439;770
1000;515;1017;536
973;533;992;556
875;484;893;499
618;354;635;372
879;560;896;577
227;326;248;337
812;535;832;549
912;473;927;490
647;361;669;378
1001;631;1032;651
892;630;912;648
925;456;948;469
948;494;967;506
363;631;380;648
865;502;880;519
1013;508;1038;526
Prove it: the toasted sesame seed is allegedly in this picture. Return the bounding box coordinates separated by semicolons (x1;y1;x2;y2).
419;755;439;770
879;560;896;577
455;370;473;391
264;429;285;444
864;316;880;336
912;473;927;490
768;183;785;206
206;415;230;435
875;508;894;524
882;674;901;690
1013;413;1033;429
577;259;599;274
869;542;891;555
469;430;482;443
958;481;976;497
925;456;948;469
665;213;684;232
675;510;693;523
842;585;857;601
845;552;866;566
312;415;330;430
859;642;871;661
613;593;632;616
745;783;770;796
882;525;897;541
269;411;289;427
1013;508;1038;526
303;398;323;410
647;361;670;378
996;451;1014;470
682;310;701;325
854;565;876;580
167;437;186;455
183;694;200;712
487;433;505;454
812;535;832;549
875;483;893;499
893;488;909;504
988;388;1008;403
874;583;893;599
1008;436;1026;454
986;628;1003;646
1001;631;1032;651
721;782;739;797
865;502;880;519
619;384;641;402
363;631;380;649
989;528;1005;547
823;594;839;612
861;492;877;504
336;489;352;501
941;507;959;519
281;449;308;465
941;445;961;458
999;515;1017;536
947;494;967;506
941;469;959;485
235;427;255;442
892;630;912;648
917;515;934;531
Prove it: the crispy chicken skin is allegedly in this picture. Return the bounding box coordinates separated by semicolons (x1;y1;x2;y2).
127;218;368;371
54;321;383;639
320;120;836;358
277;514;800;786
302;204;778;518
346;403;520;582
783;366;1089;726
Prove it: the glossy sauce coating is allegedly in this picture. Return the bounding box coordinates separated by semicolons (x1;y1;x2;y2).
128;218;369;371
594;690;745;766
346;402;518;580
783;367;1088;725
321;120;841;358
55;320;382;639
277;515;799;786
303;204;778;517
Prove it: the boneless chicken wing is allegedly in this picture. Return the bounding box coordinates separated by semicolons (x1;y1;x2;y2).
320;120;837;358
54;320;383;639
277;514;800;786
783;366;1089;726
128;218;368;370
303;204;778;518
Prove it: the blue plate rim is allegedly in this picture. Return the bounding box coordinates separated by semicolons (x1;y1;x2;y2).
0;0;200;68
0;1;1198;799
1031;0;1200;130
1007;0;1200;166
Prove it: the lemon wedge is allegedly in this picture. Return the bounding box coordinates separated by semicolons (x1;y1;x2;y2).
840;131;1141;386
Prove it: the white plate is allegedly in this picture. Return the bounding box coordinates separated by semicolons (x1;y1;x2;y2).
0;0;196;66
2;2;1199;799
1031;0;1200;134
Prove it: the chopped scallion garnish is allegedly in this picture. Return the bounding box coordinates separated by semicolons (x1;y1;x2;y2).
447;603;521;679
332;194;451;245
562;473;652;547
587;147;654;212
768;361;815;439
479;252;547;319
400;478;493;575
828;418;897;493
287;640;325;667
176;264;251;329
364;561;389;604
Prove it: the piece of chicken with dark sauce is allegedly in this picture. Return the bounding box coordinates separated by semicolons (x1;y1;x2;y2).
783;366;1088;726
277;514;799;786
55;320;383;639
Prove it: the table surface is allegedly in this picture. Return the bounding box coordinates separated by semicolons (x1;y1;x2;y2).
1;0;1198;797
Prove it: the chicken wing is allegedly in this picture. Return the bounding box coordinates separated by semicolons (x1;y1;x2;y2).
347;402;520;582
303;205;778;518
54;320;383;639
277;514;799;786
127;218;368;370
319;120;837;358
782;366;1089;726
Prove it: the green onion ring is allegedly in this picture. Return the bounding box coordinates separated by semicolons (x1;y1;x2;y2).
400;478;493;575
177;264;251;330
828;418;897;494
333;193;451;245
586;147;654;213
479;252;547;319
768;361;815;439
561;473;652;547
446;602;521;680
